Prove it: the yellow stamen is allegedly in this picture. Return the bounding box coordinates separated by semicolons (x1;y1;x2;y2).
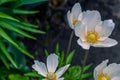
72;19;78;25
46;72;56;80
97;73;111;80
86;31;99;43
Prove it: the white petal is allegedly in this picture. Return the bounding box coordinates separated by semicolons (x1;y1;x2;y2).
47;54;58;72
78;12;83;21
57;78;64;80
74;21;86;41
71;2;82;20
94;60;109;80
77;39;90;50
67;10;74;29
93;38;118;47
95;19;115;41
32;60;47;77
82;10;101;31
112;77;120;80
103;63;120;78
56;64;70;78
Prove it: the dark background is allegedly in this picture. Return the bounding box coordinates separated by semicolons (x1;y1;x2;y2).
24;0;120;70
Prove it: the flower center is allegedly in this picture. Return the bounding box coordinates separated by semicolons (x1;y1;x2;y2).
72;19;78;25
46;72;56;80
97;73;111;80
85;31;99;43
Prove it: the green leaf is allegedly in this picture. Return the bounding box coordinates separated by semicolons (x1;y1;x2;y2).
20;0;48;4
12;9;39;14
9;74;29;80
59;51;65;68
0;21;36;40
8;44;29;72
1;18;45;34
83;64;92;72
24;71;42;78
64;66;81;80
0;0;17;5
55;43;60;56
14;0;48;7
0;53;10;69
45;49;49;57
0;39;17;68
21;22;38;28
0;12;19;22
81;72;93;79
66;50;75;64
0;28;34;59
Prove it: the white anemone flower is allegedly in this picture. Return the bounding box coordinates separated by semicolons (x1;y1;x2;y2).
67;2;82;29
32;54;70;80
75;10;118;50
94;60;120;80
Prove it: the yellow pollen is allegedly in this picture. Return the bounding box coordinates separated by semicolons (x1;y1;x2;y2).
97;73;111;80
85;31;99;43
72;19;78;25
46;72;56;80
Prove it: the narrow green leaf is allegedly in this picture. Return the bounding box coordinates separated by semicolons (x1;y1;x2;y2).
14;0;48;7
0;21;36;40
66;50;75;64
9;74;29;80
59;51;65;68
8;44;27;70
1;18;45;34
81;72;93;79
0;0;17;5
24;71;42;78
55;43;60;56
83;64;92;72
13;9;39;14
64;66;81;80
0;39;17;68
0;53;10;69
0;12;19;22
45;50;49;57
20;0;48;4
21;22;38;28
0;28;34;59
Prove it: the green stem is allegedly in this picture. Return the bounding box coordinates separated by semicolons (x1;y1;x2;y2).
80;50;89;80
66;30;74;57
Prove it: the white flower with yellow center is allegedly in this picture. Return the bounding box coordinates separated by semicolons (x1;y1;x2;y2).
67;2;82;29
32;54;70;80
94;60;120;80
75;10;118;49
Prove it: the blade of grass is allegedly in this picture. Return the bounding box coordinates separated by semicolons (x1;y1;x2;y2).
0;21;36;40
0;52;10;69
0;28;34;59
0;39;18;68
0;12;19;22
13;9;39;14
0;18;45;34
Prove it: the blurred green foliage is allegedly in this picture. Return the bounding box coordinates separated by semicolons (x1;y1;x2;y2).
0;0;47;79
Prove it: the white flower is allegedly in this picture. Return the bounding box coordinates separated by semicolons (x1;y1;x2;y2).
94;60;120;80
32;54;70;80
67;2;82;29
75;10;118;50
